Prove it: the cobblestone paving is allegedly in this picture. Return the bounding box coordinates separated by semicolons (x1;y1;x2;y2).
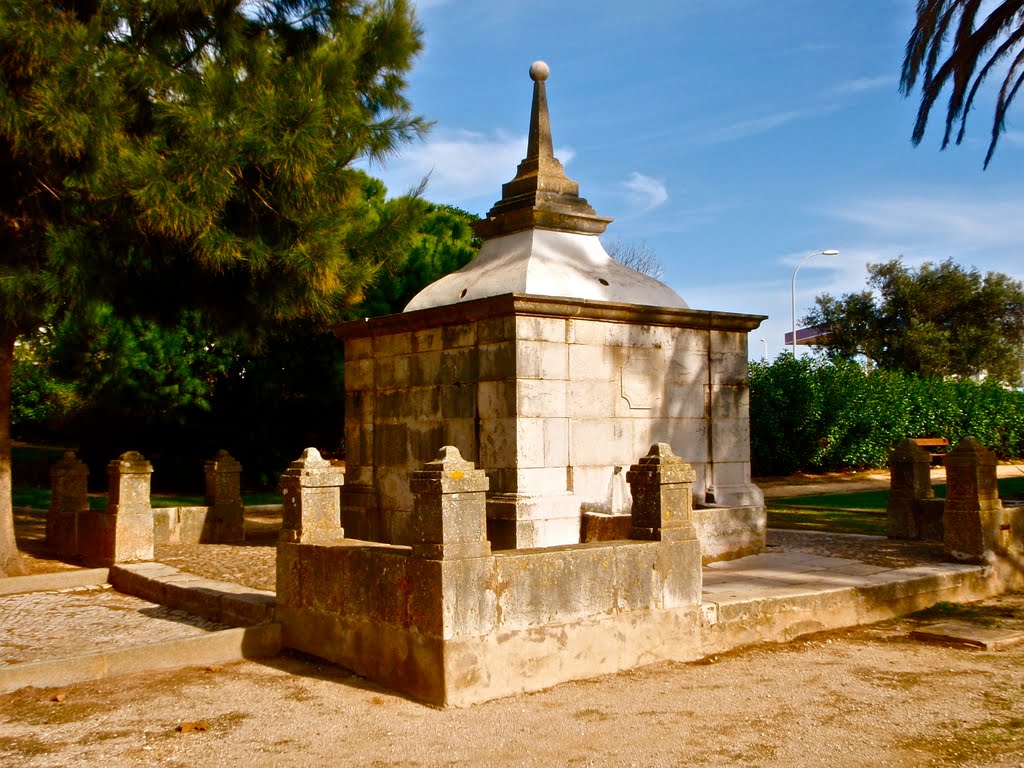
154;543;277;592
767;529;948;568
1;585;229;665
153;514;280;591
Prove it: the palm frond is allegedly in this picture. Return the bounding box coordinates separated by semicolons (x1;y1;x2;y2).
902;0;1024;166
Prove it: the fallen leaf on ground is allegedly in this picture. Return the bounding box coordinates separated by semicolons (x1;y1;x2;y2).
176;721;210;733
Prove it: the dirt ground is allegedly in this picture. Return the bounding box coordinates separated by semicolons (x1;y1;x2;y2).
2;593;1024;768
6;469;1024;766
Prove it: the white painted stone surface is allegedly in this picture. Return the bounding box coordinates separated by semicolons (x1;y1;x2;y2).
404;229;687;312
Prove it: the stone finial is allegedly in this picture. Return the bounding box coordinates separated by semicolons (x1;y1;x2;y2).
410;446;491;560
410;446;490;496
289;447;332;471
280;447;345;543
943;436;1003;561
627;443;698;541
110;450;154;474
47;450;89;555
103;450;155;563
106;451;153;510
886;438;935;539
628;443;698;485
474;61;612;239
945;437;1000;513
206;449;242;474
204;450;244;543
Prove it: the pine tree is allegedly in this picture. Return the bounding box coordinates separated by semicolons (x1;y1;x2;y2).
0;0;427;575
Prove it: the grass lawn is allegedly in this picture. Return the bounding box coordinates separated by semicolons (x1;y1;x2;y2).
12;487;282;510
767;507;886;536
11;444;284;509
767;475;1024;535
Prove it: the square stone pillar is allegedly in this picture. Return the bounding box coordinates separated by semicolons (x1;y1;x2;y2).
626;443;698;542
887;438;934;539
47;450;89;556
410;446;491;560
943;436;1003;561
280;448;345;543
105;451;155;563
204;450;245;542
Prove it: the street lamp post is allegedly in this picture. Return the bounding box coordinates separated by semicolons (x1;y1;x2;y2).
791;249;839;356
759;337;768;360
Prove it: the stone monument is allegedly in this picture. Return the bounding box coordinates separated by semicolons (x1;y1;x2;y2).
336;62;765;560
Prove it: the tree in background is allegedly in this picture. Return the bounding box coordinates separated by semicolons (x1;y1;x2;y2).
0;0;426;575
803;258;1024;387
604;238;665;280
901;0;1024;167
357;203;480;316
14;198;480;492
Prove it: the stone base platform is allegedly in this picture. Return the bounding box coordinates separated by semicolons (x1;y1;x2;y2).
4;529;1021;701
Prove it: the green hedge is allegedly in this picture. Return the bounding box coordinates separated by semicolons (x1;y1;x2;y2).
749;356;1024;475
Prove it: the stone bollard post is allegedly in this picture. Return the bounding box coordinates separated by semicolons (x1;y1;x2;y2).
47;450;89;556
279;448;345;543
204;450;245;542
104;451;155;563
626;443;698;542
410;446;491;560
886;438;934;539
943;437;1003;561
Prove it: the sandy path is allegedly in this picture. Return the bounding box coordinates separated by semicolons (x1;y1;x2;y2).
3;592;1023;768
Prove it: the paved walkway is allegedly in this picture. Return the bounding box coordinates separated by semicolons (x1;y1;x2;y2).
757;462;1024;499
0;583;228;666
703;550;966;603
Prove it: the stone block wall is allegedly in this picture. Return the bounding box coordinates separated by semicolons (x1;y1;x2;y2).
278;445;704;707
338;294;765;557
278;535;704;707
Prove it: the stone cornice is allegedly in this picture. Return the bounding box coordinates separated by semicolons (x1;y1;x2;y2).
335;293;766;339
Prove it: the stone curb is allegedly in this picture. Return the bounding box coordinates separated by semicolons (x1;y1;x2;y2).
0;568;110;596
0;623;282;694
110;563;277;627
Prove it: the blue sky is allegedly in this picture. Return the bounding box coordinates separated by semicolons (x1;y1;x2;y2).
366;1;1024;359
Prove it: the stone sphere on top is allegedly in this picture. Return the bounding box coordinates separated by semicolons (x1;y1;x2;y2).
529;61;550;82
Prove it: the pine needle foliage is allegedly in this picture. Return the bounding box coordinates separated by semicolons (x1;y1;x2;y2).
901;0;1024;167
1;0;429;329
0;0;429;574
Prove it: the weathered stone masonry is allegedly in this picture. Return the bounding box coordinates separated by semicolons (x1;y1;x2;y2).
278;444;704;707
337;295;765;560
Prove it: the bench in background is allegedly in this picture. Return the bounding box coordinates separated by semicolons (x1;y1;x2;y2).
911;437;949;465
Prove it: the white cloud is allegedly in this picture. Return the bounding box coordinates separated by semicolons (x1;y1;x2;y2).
707;109;816;144
831;194;1024;254
832;75;894;95
362;130;577;208
623;172;668;210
